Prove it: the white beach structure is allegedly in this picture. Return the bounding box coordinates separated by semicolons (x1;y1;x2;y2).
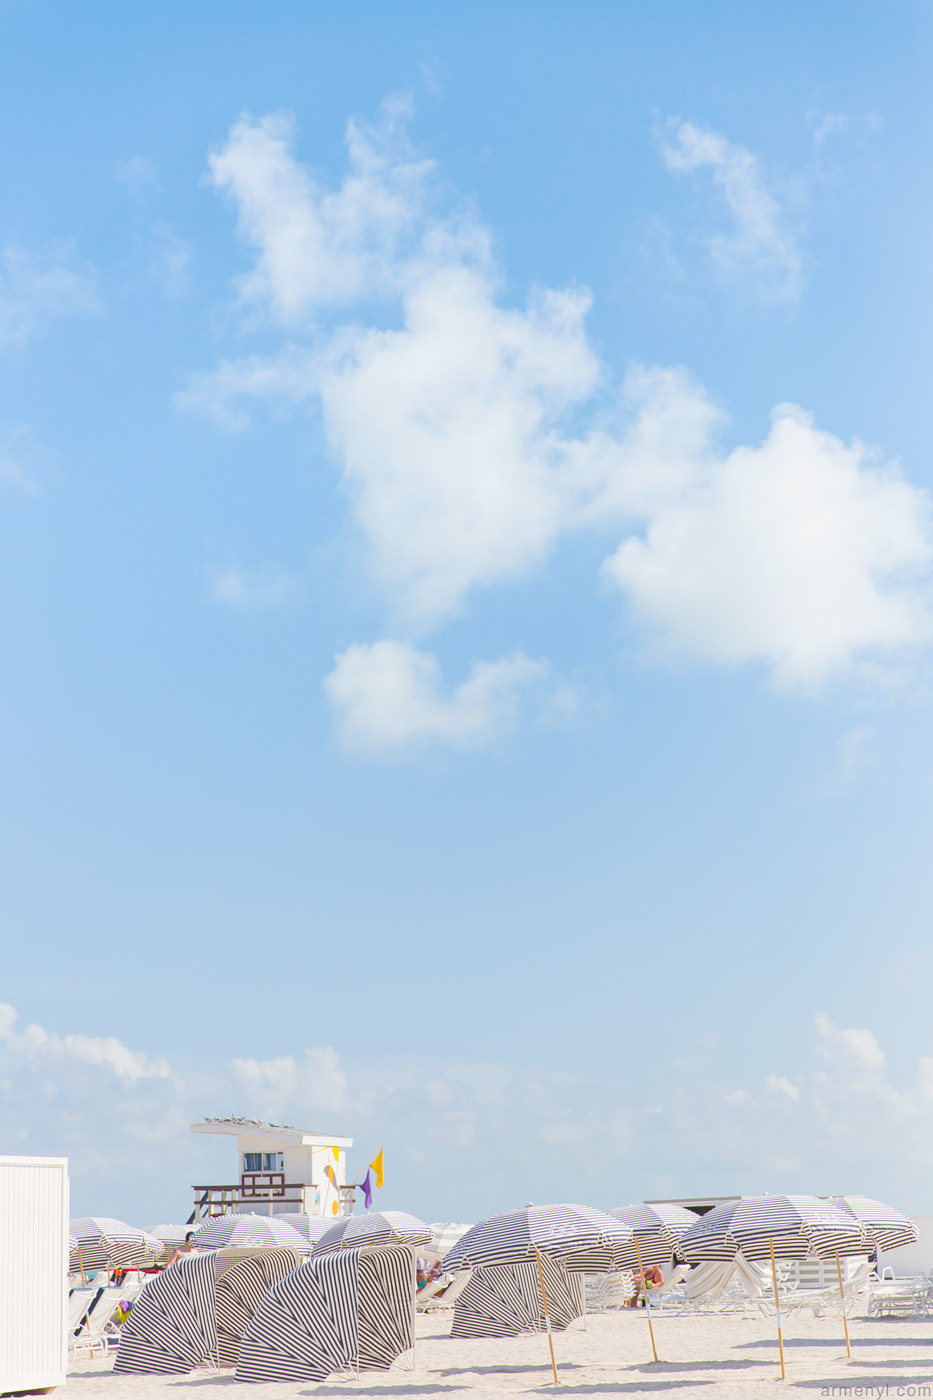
190;1117;354;1222
0;1155;69;1395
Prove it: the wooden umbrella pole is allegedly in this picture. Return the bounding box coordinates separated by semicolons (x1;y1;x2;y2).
77;1244;86;1287
633;1235;659;1363
835;1251;852;1359
533;1247;560;1385
769;1240;786;1381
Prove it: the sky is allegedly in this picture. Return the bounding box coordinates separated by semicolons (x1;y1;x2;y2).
2;0;933;1228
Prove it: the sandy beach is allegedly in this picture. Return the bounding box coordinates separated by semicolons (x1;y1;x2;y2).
66;1308;933;1399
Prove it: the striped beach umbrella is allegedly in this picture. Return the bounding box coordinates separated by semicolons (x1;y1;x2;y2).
679;1195;868;1378
441;1204;634;1275
429;1222;473;1258
189;1212;310;1254
70;1217;163;1271
276;1213;342;1249
147;1224;194;1248
442;1205;635;1384
677;1195;866;1265
313;1210;431;1255
610;1202;699;1266
829;1196;918;1255
236;1243;414;1383
450;1258;583;1339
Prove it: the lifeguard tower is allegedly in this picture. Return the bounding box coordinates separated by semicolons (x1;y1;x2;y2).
190;1117;354;1223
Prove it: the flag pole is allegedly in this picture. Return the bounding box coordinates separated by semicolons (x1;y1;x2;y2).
835;1251;852;1358
769;1240;786;1380
633;1235;659;1363
534;1246;560;1385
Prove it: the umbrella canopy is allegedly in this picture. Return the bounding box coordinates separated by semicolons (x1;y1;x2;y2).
430;1222;473;1258
678;1195;868;1264
189;1213;310;1254
273;1213;334;1248
829;1196;918;1255
70;1217;163;1270
451;1258;583;1338
114;1246;302;1374
609;1203;699;1267
313;1210;431;1255
236;1243;414;1384
148;1224;193;1247
441;1204;634;1274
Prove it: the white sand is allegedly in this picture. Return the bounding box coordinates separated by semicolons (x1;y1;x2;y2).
65;1309;933;1399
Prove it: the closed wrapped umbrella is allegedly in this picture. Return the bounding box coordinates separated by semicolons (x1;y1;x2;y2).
441;1205;634;1383
190;1213;310;1254
236;1243;414;1383
313;1210;431;1255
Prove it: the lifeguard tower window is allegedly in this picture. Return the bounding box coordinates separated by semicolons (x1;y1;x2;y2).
243;1152;284;1172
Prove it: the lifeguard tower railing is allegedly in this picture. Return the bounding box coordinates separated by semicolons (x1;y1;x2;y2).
189;1175;356;1224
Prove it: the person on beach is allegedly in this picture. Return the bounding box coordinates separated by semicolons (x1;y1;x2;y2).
168;1232;196;1266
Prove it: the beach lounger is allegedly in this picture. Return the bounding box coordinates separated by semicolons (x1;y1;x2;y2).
420;1270;473;1312
70;1286;124;1358
867;1274;933;1318
414;1276;449;1309
585;1271;636;1311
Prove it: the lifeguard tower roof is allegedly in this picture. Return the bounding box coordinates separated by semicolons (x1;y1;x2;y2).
191;1116;353;1149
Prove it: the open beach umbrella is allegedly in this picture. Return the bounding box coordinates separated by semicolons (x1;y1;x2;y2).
189;1212;310;1254
678;1195;868;1377
236;1243;414;1383
114;1246;302;1374
829;1196;918;1255
70;1216;163;1272
610;1202;700;1362
148;1224;194;1248
430;1222;473;1258
313;1210;431;1255
275;1213;341;1249
442;1205;634;1383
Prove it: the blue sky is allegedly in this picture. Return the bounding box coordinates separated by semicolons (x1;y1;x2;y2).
2;0;933;1227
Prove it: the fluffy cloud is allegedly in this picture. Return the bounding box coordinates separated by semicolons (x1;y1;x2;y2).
209;565;296;611
232;1048;348;1116
207;97;445;321
323;640;552;752
0;1002;171;1083
184;101;933;726
0;243;99;346
659;119;802;301
604;405;932;689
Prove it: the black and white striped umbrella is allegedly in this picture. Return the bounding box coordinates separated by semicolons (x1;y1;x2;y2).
313;1210;431;1255
114;1246;302;1374
430;1221;473;1257
189;1212;310;1254
829;1196;918;1255
70;1217;163;1271
273;1213;334;1249
609;1203;700;1267
236;1243;414;1384
441;1204;634;1275
678;1195;868;1264
451;1258;583;1339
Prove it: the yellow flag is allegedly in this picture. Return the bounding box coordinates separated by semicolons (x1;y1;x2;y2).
370;1149;384;1189
332;1200;338;1215
331;1145;339;1161
324;1163;336;1186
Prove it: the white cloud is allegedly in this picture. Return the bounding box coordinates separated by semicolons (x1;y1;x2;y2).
185;100;933;711
209;565;296;611
659;119;802;301
207;98;441;322
0;243;100;347
766;1073;800;1101
323;640;553;752
116;155;159;194
0;1002;171;1083
604;405;932;690
807;110;882;148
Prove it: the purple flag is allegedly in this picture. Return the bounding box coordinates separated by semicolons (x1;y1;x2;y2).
359;1170;373;1210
